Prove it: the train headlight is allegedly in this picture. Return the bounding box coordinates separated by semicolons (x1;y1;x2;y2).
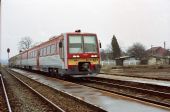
76;55;80;58
91;55;97;57
73;55;77;58
73;55;80;58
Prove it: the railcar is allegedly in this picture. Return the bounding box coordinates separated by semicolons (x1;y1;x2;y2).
9;30;101;77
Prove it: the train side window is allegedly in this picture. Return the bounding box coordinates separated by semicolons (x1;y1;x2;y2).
33;51;35;57
34;51;37;57
28;53;30;58
47;46;51;55
32;51;34;58
40;49;42;56
30;52;32;58
34;51;36;57
56;43;58;53
30;52;31;58
51;44;55;54
40;48;43;56
31;52;33;58
43;47;47;56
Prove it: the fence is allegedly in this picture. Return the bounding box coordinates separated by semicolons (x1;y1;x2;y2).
101;60;140;66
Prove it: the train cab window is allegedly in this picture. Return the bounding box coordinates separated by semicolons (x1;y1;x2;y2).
51;44;56;54
69;35;83;53
47;46;51;55
84;36;97;53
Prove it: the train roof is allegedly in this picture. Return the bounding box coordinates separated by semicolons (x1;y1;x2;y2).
66;32;97;35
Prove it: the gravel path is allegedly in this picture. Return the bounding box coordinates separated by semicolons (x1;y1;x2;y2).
2;69;61;112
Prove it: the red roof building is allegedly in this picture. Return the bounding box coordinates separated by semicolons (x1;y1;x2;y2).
147;47;168;57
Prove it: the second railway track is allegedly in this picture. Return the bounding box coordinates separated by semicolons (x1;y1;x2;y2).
74;76;170;109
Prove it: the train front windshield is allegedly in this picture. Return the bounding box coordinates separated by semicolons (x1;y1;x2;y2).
69;35;98;54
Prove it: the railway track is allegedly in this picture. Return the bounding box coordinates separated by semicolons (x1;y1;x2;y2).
75;77;170;109
0;74;12;112
3;68;106;112
2;69;65;112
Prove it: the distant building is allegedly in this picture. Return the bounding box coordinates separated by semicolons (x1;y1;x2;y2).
148;56;170;65
115;56;140;66
146;47;168;57
146;47;170;65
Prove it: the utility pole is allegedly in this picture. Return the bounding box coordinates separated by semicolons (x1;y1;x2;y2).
151;45;153;55
164;41;166;49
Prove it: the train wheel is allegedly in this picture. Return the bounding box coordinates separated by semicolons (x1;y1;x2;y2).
54;68;59;77
48;68;53;77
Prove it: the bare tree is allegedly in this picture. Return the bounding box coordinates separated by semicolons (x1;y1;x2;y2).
105;44;113;60
127;42;146;59
100;49;106;60
18;37;32;52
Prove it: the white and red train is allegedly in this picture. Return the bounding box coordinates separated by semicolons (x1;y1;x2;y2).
9;31;101;77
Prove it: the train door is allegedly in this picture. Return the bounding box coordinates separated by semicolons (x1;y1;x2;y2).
59;40;64;61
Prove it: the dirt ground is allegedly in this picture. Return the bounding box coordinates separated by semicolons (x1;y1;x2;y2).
101;65;170;80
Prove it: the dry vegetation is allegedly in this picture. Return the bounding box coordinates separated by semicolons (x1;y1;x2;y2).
101;65;170;80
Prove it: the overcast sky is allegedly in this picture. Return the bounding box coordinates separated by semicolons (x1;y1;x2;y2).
1;0;170;60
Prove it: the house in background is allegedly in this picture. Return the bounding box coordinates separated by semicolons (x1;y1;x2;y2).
146;47;170;65
147;46;168;57
148;56;169;65
115;56;140;66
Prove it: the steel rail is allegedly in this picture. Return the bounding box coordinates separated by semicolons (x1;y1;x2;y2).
0;74;12;112
91;76;170;93
89;79;170;97
5;70;65;112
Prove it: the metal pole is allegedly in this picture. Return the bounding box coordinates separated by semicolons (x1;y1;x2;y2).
7;48;10;66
